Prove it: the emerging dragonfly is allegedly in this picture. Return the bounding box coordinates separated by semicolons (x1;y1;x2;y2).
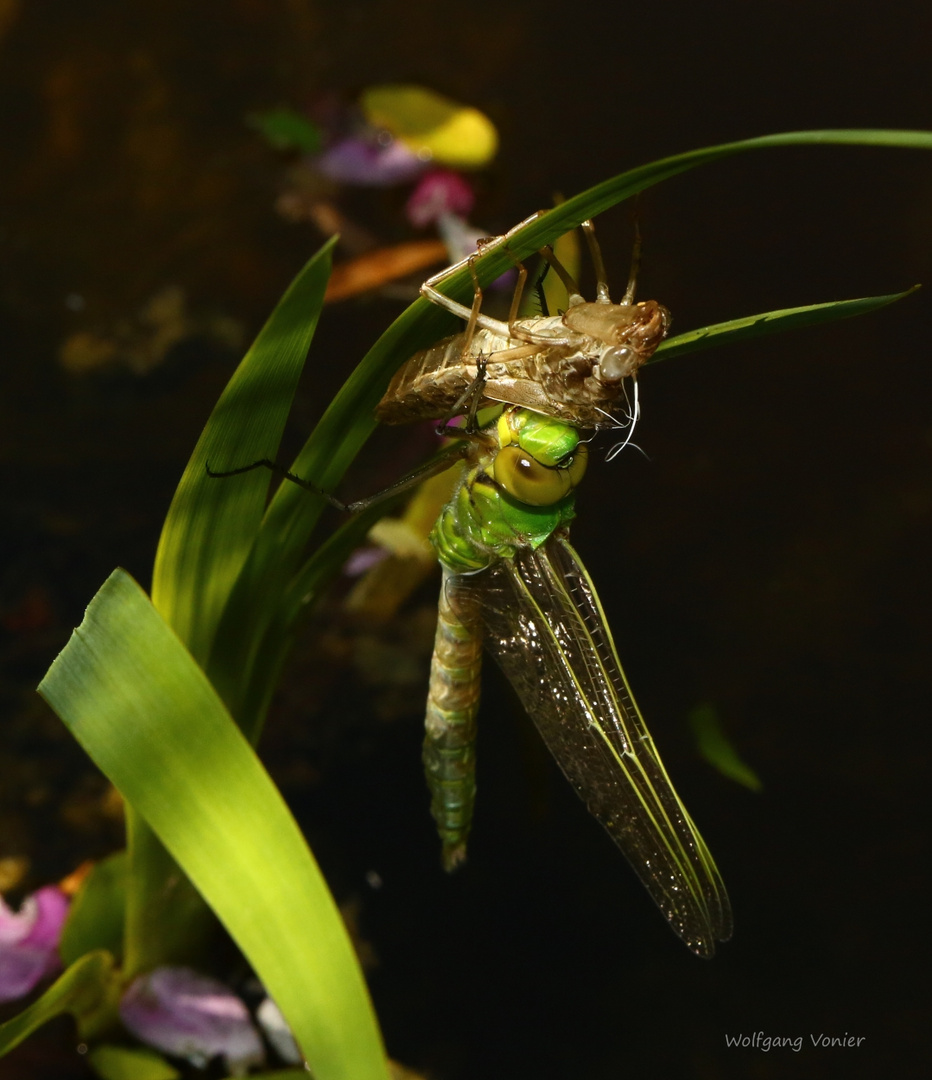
375;215;671;433
210;403;732;955
421;405;732;957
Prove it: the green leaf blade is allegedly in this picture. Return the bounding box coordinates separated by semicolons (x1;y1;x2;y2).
151;240;335;665
241;131;931;542
653;287;920;363
0;951;117;1056
245;132;932;570
38;570;390;1080
59;852;127;967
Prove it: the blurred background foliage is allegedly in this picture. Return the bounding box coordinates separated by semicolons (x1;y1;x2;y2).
1;0;930;1077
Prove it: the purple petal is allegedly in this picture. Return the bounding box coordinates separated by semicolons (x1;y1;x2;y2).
344;545;389;577
405;169;475;228
120;967;264;1076
0;886;68;1002
26;886;70;949
313;135;426;187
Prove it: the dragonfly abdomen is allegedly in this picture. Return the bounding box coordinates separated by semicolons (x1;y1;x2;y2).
423;568;484;870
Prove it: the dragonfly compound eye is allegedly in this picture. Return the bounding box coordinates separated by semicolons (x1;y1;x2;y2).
492;443;587;506
598;345;638;382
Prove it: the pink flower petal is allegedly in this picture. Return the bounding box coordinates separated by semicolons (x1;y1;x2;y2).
120;967;264;1076
27;886;70;950
0;886;68;1002
405;169;475;228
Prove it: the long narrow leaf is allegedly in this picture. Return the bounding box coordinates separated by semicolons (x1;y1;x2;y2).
217;500;393;744
654;288;920;363
0;951;116;1056
38;570;390;1080
134;243;336;975
152;239;335;666
424;129;932;307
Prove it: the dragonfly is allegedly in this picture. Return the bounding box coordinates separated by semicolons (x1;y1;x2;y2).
210;402;732;955
420;405;731;957
375;215;671;433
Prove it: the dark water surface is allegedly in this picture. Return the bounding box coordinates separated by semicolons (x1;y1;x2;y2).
1;1;931;1077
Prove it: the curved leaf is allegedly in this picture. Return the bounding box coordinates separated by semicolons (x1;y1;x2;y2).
0;951;116;1056
654;287;920;364
38;570;390;1080
688;705;763;793
152;239;335;666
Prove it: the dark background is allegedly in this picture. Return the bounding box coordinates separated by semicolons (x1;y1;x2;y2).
1;1;930;1077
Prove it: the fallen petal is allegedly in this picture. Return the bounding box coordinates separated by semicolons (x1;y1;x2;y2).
344;544;390;578
120;967;264;1077
434;213;486;265
0;886;69;1002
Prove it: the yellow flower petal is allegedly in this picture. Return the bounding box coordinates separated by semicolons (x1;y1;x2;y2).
360;84;498;168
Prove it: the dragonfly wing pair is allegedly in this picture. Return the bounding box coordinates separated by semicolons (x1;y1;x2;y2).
444;533;733;958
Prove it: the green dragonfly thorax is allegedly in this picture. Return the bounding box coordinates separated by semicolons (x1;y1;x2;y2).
430;408;588;574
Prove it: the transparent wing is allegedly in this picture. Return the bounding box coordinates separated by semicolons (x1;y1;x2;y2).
445;534;732;956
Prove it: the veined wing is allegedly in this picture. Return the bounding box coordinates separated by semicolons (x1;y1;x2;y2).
445;533;732;956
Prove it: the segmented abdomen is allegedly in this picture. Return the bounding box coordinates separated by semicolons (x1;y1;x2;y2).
375;324;628;429
376;332;487;425
422;567;483;870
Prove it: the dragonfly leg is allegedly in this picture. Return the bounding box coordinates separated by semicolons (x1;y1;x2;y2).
456;255;485;372
537;242;585;307
505;253;529;336
619;216;642;305
207;459;349;510
420;210;547;292
530;258;552;318
420;280;513;338
433;354;490;436
581;218;613;304
419;209;552;338
207;440;475;515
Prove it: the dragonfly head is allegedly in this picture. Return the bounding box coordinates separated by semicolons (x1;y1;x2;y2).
490;409;589;506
